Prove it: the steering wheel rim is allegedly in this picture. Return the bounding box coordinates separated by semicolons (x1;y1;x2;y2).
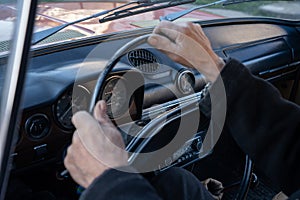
89;33;253;200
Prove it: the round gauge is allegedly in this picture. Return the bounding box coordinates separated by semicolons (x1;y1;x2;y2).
55;85;91;129
177;70;195;94
101;76;128;118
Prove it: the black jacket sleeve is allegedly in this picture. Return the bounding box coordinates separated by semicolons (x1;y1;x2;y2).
206;58;300;194
79;166;162;200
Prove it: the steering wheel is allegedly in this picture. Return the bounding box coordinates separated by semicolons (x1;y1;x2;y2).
89;34;253;200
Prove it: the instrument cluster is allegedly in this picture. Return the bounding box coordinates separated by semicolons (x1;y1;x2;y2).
54;70;144;130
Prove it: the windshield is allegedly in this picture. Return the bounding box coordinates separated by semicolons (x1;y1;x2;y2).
0;0;299;52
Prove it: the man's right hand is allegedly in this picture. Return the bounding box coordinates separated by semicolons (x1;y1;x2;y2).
148;21;225;82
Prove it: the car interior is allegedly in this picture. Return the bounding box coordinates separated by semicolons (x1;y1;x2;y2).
1;2;300;199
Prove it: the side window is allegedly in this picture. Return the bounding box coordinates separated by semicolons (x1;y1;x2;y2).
0;1;37;199
0;1;18;198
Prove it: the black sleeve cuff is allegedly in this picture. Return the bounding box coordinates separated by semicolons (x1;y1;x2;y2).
199;57;252;117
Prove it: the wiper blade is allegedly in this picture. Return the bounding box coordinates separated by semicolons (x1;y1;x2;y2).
99;0;195;23
160;0;226;21
160;0;260;21
223;0;260;6
32;1;141;45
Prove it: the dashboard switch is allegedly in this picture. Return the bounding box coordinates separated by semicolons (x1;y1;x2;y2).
34;144;48;159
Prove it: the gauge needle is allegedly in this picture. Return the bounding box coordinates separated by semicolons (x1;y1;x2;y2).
60;106;72;121
72;104;81;111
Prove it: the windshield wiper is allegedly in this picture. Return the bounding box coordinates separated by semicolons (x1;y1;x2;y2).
32;0;196;45
160;0;260;21
99;0;195;23
32;0;166;45
222;0;261;6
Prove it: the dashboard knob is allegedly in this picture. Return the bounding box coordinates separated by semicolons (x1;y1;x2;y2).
25;114;50;139
196;139;203;152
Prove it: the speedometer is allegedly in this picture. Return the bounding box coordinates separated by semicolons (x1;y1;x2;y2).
102;76;128;118
55;85;91;129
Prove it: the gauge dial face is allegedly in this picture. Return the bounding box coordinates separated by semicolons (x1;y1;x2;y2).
177;71;195;94
102;76;128;118
55;85;91;129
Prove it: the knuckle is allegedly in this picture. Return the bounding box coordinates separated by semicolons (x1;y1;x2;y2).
63;156;69;166
181;26;190;35
176;33;185;43
64;154;71;167
186;21;194;28
153;26;161;34
182;23;193;33
66;146;73;156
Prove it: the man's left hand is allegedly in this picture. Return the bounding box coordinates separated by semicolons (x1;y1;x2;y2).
64;101;128;188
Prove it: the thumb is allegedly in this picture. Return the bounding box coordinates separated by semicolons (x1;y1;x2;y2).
93;100;114;126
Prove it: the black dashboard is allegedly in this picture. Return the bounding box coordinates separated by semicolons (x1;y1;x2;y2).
5;18;300;171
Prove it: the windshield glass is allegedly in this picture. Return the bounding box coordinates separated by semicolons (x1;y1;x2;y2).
0;0;16;93
0;0;17;54
0;0;299;51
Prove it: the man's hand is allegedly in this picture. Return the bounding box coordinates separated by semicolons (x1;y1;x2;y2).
64;100;128;188
148;21;225;82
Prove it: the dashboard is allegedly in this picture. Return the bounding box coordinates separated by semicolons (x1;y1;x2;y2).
5;18;300;172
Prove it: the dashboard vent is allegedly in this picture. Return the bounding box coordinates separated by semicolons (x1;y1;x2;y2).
128;49;160;73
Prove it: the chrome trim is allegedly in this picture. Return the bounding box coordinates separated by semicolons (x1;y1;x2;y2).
127;100;200;164
127;84;211;164
142;91;202;119
33;144;48;150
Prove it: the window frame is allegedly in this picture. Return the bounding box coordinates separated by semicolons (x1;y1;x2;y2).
0;1;38;199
